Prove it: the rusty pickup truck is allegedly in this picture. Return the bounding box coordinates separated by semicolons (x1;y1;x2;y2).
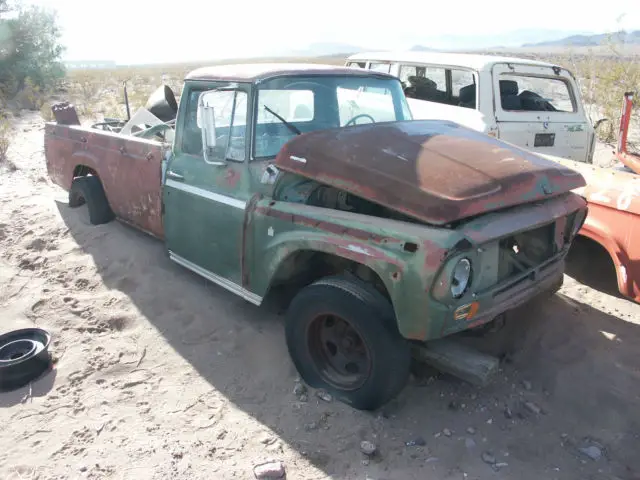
44;64;588;410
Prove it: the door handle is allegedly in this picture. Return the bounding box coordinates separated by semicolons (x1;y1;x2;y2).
167;170;184;180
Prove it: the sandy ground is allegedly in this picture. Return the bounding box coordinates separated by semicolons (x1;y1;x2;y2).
1;112;640;480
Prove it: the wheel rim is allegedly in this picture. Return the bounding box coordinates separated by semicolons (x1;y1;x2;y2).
0;339;37;363
307;314;372;390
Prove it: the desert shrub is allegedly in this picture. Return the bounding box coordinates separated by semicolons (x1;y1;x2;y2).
565;38;640;143
0;2;65;98
39;101;54;122
14;77;47;110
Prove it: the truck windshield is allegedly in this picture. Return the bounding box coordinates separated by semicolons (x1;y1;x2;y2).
253;75;412;159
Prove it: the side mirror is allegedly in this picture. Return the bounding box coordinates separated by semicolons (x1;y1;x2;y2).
197;91;225;166
593;118;608;130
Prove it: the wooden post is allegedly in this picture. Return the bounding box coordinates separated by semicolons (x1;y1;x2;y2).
412;338;500;387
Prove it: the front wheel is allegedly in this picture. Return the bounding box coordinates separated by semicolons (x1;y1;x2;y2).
285;275;411;410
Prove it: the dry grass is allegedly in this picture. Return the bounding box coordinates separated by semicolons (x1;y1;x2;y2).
60;56;345;123
572;57;640;144
14;78;48;111
0;118;10;165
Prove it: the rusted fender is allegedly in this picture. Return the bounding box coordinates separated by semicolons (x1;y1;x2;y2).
244;198;460;341
580;202;640;302
243;193;586;341
44;123;165;239
542;154;640;302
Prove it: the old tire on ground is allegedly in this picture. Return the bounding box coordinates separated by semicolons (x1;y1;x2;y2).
0;328;52;392
69;175;114;225
285;275;411;411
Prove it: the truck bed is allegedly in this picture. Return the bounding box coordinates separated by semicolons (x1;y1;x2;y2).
44;122;166;238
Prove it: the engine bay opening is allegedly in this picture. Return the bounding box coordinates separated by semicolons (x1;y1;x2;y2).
497;221;556;281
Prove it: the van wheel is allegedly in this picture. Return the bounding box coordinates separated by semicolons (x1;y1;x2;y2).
69;175;114;225
285;275;411;411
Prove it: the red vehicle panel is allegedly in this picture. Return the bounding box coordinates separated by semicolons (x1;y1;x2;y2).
550;92;639;303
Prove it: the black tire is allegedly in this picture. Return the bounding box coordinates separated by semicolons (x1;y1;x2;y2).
285;275;411;411
69;175;114;225
0;328;52;392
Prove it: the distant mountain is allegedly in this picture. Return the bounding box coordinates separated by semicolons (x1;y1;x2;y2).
523;30;640;47
405;29;592;51
280;42;365;57
410;45;433;52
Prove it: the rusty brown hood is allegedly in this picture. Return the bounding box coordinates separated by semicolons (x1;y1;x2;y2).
274;120;586;225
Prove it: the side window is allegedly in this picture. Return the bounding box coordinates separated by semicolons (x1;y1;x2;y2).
369;62;391;73
452;70;476;109
399;65;426;85
347;61;366;68
181;89;248;161
424;67;446;91
402;65;447;104
451;70;475;96
182;90;205;155
497;74;576;112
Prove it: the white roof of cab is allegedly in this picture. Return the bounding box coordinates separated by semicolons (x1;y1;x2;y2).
346;51;561;72
185;63;394;81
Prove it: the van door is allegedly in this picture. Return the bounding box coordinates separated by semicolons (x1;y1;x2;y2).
491;63;593;162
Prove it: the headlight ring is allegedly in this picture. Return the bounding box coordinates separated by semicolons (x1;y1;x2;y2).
451;258;472;299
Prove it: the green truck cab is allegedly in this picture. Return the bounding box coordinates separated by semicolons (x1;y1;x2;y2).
44;64;588;410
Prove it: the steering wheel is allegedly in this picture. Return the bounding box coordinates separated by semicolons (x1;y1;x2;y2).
344;113;375;127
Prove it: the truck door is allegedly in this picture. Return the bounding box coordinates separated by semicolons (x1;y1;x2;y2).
163;84;253;293
491;63;593;162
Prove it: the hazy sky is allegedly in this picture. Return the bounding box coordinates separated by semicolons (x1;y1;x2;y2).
30;0;640;64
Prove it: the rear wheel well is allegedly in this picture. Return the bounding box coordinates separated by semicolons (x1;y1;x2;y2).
73;164;97;179
264;250;392;310
566;235;620;296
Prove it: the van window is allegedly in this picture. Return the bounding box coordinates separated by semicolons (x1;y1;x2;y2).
399;65;426;84
452;70;475;96
498;74;576;112
369;62;391;73
347;61;366;68
400;64;476;109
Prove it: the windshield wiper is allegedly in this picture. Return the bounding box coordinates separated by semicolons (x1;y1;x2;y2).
263;105;301;135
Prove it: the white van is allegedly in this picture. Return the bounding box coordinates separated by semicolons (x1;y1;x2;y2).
346;51;596;163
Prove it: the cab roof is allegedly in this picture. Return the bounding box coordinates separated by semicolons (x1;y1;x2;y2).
347;51;563;72
185;63;397;82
